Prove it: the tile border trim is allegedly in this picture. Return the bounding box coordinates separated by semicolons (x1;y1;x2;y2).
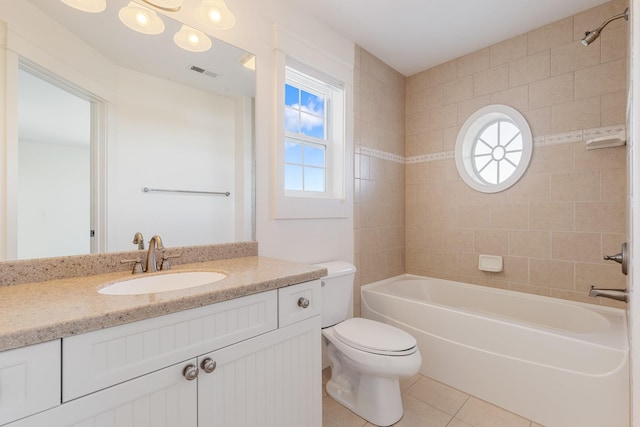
359;146;405;163
359;124;626;164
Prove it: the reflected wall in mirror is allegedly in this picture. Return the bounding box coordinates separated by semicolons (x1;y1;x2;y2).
1;0;256;261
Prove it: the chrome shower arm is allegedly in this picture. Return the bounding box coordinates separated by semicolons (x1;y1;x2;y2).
582;8;629;46
595;8;629;32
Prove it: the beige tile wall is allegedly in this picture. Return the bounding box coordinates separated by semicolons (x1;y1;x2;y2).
354;47;406;316
354;0;629;310
405;0;628;306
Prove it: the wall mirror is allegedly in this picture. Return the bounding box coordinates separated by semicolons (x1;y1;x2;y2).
1;0;256;260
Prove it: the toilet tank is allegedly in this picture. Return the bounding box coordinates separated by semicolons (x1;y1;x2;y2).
314;261;356;328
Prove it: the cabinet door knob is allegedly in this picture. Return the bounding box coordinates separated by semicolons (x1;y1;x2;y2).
297;297;310;308
200;357;217;373
182;364;199;381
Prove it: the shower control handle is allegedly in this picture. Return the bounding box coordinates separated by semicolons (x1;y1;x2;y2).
604;242;628;275
604;253;623;263
297;297;310;309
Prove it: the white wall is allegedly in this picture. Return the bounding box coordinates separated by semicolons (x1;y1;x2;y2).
18;140;90;258
165;0;356;265
109;68;237;251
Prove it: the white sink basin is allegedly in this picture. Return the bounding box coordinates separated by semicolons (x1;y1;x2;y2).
98;271;227;295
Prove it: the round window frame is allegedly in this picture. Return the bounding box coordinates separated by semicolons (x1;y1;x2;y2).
455;104;533;193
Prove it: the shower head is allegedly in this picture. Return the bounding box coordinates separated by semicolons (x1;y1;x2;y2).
581;7;629;46
581;29;602;46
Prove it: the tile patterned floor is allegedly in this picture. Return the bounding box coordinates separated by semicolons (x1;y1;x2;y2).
322;369;545;427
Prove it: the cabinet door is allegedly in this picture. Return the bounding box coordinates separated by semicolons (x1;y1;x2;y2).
198;316;322;427
0;340;60;425
7;360;198;427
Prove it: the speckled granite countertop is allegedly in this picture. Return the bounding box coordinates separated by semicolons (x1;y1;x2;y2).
0;255;326;352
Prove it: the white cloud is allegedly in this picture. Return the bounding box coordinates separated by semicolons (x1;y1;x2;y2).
285;99;324;135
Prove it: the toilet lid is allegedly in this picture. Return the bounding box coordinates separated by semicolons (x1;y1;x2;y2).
333;318;417;356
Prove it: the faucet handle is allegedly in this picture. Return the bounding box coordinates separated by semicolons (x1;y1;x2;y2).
604;242;628;276
120;258;144;274
160;253;181;271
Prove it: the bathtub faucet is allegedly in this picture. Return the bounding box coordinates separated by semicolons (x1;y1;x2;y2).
588;285;628;303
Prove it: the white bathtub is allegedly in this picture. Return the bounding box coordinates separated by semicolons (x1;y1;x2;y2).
361;275;629;427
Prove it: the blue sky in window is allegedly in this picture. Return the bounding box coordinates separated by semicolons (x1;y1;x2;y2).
285;141;303;163
284;141;325;167
285;84;325;139
304;144;325;167
304;167;325;192
285;84;299;105
285;164;303;191
284;140;326;191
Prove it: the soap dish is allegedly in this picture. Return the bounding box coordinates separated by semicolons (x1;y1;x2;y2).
478;254;503;272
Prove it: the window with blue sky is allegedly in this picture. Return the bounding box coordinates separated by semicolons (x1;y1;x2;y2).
284;75;328;193
285;84;325;138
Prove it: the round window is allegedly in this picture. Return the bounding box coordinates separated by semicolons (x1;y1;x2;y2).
455;104;532;193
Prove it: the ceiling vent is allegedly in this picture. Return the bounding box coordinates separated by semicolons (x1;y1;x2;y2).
189;64;218;78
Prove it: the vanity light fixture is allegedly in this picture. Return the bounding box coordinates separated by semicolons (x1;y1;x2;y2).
118;1;165;35
60;0;106;13
174;25;212;52
139;0;183;12
195;0;236;30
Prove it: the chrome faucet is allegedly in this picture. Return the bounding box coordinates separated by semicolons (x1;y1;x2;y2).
589;285;628;302
145;235;165;272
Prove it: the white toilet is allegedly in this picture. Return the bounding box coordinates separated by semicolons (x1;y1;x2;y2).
317;261;421;426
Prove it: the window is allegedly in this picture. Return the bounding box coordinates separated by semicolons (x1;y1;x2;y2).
455;104;532;193
284;77;327;192
272;39;352;219
471;119;523;185
283;64;345;199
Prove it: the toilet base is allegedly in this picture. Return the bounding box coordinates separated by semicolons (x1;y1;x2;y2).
326;372;403;426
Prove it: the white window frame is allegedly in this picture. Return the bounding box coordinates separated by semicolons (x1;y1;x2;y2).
274;51;351;219
284;65;344;198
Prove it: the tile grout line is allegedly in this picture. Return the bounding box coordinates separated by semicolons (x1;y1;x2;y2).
449;394;472;426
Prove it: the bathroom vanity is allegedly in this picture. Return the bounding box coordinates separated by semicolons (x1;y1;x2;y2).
0;246;324;427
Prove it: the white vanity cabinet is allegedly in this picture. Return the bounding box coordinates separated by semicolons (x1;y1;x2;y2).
3;280;322;427
62;289;279;402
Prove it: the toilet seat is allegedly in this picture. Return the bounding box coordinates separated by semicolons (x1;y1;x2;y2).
333;318;417;356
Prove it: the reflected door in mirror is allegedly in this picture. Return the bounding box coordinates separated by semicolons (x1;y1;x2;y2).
17;68;92;259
